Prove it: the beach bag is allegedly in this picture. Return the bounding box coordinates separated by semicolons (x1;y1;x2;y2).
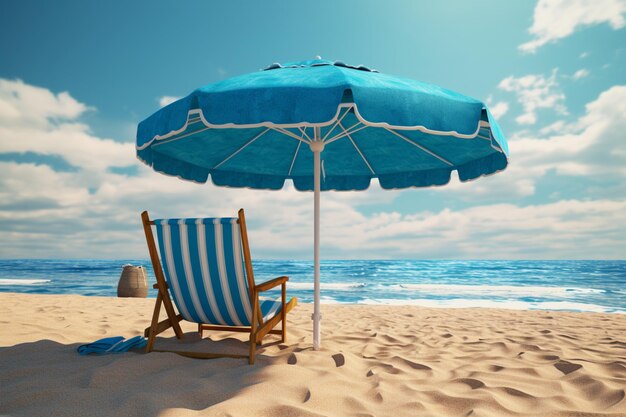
117;265;148;298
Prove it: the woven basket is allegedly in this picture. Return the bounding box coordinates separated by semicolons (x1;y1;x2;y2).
117;265;148;298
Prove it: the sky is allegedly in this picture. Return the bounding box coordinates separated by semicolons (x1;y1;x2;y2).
0;0;625;260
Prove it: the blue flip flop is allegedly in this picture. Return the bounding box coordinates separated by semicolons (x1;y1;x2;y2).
77;336;147;355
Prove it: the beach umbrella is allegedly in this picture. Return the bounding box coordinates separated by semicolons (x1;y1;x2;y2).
136;58;509;350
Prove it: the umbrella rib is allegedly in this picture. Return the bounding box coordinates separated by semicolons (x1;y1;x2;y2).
272;127;310;143
298;127;312;141
385;128;454;166
339;122;375;175
288;141;301;177
322;106;352;141
213;128;270;169
325;123;367;145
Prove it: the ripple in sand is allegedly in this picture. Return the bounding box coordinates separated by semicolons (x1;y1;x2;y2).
390;356;432;371
541;354;560;361
260;405;325;417
608;340;626;349
607;389;625;408
367;364;401;376
503;387;534;398
332;353;345;367
568;374;625;408
455;378;485;390
605;361;626;375
554;360;582;375
367;389;383;403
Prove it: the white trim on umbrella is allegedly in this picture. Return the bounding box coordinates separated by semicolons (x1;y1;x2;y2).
137;103;493;151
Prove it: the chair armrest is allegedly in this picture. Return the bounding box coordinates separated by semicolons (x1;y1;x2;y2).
255;276;289;293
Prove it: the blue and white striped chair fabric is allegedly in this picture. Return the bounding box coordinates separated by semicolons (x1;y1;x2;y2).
154;218;282;327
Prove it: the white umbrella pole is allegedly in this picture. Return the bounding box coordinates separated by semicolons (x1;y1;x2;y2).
310;134;323;351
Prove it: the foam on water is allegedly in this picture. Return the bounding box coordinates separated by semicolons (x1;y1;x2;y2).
289;282;366;291
0;279;50;286
385;284;603;297
356;298;625;313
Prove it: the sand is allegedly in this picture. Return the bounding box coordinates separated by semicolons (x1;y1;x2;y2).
0;292;625;417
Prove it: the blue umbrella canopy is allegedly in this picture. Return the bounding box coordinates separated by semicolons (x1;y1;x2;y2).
136;59;509;350
137;59;508;191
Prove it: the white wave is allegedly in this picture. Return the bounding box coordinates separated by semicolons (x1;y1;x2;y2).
0;279;50;286
385;284;602;297
288;282;366;291
320;296;342;304
356;298;624;313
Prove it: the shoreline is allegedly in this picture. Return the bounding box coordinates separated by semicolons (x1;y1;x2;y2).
2;259;624;315
1;292;625;416
1;289;624;315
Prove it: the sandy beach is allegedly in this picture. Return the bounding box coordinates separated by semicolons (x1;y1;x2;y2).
0;292;624;417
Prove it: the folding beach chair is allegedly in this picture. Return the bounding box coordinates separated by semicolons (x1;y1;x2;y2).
141;209;297;364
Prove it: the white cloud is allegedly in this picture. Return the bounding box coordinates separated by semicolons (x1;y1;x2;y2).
539;120;568;135
498;69;567;125
519;0;626;53
489;101;509;119
0;162;90;209
158;96;181;107
512;85;626;176
579;51;589;59
571;69;590;80
0;123;134;173
0;79;91;129
0;79;135;174
341;199;626;259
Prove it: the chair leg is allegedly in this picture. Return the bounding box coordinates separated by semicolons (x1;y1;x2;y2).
281;322;286;343
249;292;259;364
146;292;163;353
281;283;287;343
249;332;256;365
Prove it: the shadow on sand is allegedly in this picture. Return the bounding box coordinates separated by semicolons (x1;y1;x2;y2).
0;332;295;417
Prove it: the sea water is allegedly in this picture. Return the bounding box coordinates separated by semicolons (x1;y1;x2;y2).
0;259;624;313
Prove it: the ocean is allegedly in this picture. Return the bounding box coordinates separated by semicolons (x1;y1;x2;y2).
0;259;625;313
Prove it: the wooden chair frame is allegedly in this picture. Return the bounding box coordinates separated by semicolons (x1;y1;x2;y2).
141;208;297;364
